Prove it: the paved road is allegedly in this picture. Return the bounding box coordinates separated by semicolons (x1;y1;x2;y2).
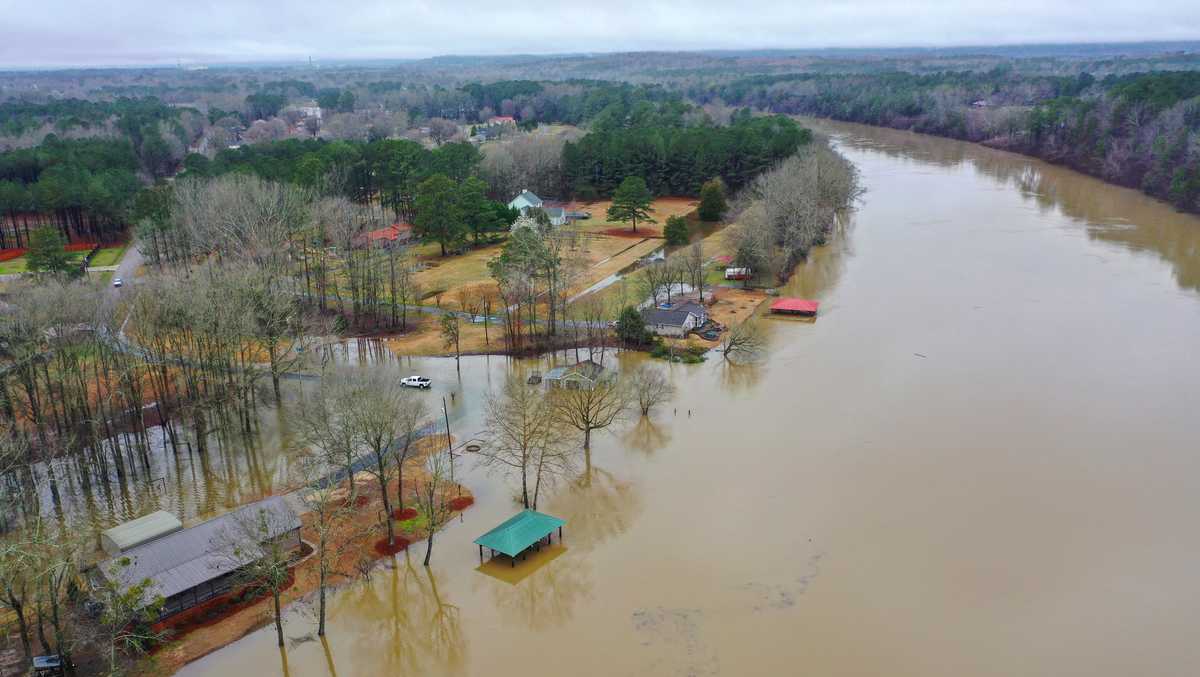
107;240;143;303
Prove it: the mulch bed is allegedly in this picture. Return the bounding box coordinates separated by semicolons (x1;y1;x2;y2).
448;495;474;511
373;536;411;556
600;227;662;239
346;494;372;509
392;507;418;520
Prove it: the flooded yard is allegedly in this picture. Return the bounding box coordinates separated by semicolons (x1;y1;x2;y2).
177;120;1200;677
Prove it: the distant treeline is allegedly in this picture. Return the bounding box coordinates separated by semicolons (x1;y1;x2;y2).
0;96;179;138
185;138;482;222
692;70;1200;213
563;111;810;198
0;137;142;246
191;104;810;206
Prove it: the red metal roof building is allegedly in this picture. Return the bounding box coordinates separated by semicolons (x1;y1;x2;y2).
357;222;413;248
770;298;820;316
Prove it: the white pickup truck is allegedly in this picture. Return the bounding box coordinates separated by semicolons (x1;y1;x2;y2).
400;375;432;390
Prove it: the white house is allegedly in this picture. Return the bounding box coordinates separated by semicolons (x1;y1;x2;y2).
508;189;544;212
508;190;569;227
640;302;709;338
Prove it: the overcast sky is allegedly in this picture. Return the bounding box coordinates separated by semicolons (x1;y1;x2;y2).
1;0;1198;68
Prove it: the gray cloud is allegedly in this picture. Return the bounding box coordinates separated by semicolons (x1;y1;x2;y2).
0;0;1198;68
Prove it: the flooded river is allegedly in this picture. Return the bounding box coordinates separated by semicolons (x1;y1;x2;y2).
179;120;1200;677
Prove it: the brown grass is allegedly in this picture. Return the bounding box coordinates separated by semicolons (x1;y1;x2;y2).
572;197;698;236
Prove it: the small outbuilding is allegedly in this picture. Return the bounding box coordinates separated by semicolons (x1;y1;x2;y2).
770;298;820;316
474;509;565;566
544;359;609;389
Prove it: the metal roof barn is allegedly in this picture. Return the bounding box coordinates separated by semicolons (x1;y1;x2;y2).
96;496;300;605
100;510;183;556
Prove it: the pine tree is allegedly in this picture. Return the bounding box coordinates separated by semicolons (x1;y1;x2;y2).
698;178;728;222
25;226;77;277
664;215;689;246
607;176;656;233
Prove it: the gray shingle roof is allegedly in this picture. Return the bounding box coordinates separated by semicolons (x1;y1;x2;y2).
97;496;300;602
545;359;606;381
641;302;706;327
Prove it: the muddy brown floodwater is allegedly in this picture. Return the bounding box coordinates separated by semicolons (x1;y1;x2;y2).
178;120;1200;677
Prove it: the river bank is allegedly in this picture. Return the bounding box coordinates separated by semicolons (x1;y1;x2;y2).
176;119;1200;677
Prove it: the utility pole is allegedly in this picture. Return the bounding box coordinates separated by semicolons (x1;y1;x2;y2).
442;396;455;485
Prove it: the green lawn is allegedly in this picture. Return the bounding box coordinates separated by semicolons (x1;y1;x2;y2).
88;244;128;268
0;251;87;275
0;245;125;275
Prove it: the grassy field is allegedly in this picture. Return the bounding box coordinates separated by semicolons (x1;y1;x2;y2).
0;244;126;275
0;251;86;274
88;243;128;267
408;231;663;312
572;197;699;237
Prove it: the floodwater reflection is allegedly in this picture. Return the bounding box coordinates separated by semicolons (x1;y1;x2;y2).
623;417;671;456
480;544;592;631
476;544;567;585
341;553;466;676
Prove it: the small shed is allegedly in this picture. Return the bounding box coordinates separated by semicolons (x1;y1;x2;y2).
544;359;609;389
101;511;183;556
474;509;565;566
770;298;820;316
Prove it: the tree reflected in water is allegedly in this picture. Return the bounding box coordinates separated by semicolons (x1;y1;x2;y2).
624;417;671;456
479;544;594;631
338;552;467;676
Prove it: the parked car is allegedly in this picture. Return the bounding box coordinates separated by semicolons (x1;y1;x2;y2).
112;277;123;287
400;375;432;389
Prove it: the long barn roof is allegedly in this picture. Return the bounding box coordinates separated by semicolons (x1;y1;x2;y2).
97;496;300;602
474;509;565;557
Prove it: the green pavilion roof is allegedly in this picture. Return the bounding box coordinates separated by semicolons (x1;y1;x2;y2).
474;509;565;557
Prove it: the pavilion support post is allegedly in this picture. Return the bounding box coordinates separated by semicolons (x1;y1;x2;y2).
479;544;483;563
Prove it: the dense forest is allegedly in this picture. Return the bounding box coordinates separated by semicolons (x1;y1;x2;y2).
692;70;1200;212
563;111;810;197
0;137;143;246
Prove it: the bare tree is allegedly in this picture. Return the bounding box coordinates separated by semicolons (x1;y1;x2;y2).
295;454;358;637
297;371;361;496
0;539;35;668
478;374;571;509
427;118;459;145
440;313;461;370
631;365;676;416
721;321;766;363
348;370;420;548
390;392;429;514
684;242;707;302
212;502;300;648
415;450;453;566
550;378;629;449
93;556;165;676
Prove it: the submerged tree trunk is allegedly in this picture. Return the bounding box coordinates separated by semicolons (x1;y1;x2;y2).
273;590;284;647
